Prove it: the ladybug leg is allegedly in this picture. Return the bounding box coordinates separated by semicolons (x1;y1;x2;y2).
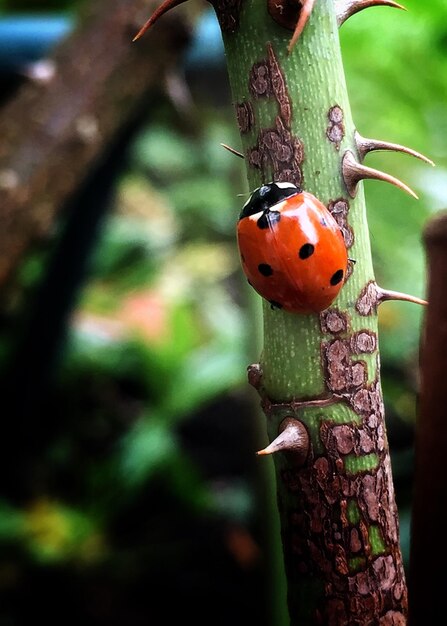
269;300;283;311
133;0;188;41
288;0;316;54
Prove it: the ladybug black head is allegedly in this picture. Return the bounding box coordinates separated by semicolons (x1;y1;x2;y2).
239;181;301;220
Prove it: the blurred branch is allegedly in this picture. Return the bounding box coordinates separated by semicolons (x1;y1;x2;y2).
0;0;190;290
408;210;447;625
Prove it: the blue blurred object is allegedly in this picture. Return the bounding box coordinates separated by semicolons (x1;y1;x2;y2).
0;9;224;74
184;8;224;70
0;14;73;70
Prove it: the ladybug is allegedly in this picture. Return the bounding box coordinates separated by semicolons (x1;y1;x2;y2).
237;182;348;314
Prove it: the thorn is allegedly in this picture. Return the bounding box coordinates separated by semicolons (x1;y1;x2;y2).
336;0;406;27
342;150;418;199
257;418;309;458
221;143;245;159
287;0;316;54
132;0;188;41
355;131;435;166
376;286;428;307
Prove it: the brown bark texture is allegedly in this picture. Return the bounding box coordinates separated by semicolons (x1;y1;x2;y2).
0;0;189;292
408;211;447;626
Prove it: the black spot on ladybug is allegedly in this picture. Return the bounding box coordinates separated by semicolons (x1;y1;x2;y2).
299;243;315;260
269;300;283;310
330;269;344;286
257;210;281;230
258;263;273;277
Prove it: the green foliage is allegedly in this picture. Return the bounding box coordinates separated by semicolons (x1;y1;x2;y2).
341;0;447;365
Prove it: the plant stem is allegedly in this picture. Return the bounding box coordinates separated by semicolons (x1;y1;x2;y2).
215;0;408;622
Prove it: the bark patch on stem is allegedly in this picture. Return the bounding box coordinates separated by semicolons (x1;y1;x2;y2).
328;197;354;249
248;117;304;186
235;101;255;133
267;43;292;126
327;105;345;150
246;43;302;184
320;308;350;335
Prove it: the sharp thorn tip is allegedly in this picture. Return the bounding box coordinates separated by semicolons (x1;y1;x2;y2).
220;143;245;159
287;0;316;53
376;286;428;307
355;131;435;167
132;0;188;42
337;0;406;27
256;448;271;456
342;150;418;199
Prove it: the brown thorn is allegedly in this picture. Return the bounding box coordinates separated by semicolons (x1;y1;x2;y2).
335;0;406;27
132;0;188;41
355;130;435;166
257;418;309;457
287;0;316;54
342;149;418;199
376;286;428;307
220;143;245;159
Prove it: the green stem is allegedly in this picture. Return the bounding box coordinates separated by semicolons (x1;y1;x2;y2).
216;0;408;623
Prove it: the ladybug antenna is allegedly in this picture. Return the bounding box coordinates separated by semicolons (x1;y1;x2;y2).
288;0;316;54
342;150;418;199
220;143;245;159
336;0;406;27
133;0;188;41
355;131;435;166
257;418;309;457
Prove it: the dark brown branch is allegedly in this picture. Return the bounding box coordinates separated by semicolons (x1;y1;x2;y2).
0;0;189;290
408;210;447;626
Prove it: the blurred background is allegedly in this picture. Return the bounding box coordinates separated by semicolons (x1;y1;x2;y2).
0;0;446;624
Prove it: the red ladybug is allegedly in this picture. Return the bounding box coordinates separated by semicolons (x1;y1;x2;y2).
237;182;348;314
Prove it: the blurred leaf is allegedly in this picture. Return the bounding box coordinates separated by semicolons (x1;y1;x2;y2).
23;499;105;565
162;341;246;418
119;417;177;486
167;175;238;236
132;124;201;179
0;502;24;540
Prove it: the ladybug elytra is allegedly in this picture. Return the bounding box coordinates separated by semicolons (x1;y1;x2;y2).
237;182;349;314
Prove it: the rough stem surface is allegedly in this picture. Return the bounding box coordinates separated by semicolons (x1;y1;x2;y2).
214;0;407;623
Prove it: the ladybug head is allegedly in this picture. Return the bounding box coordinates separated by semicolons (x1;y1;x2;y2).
239;181;301;219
